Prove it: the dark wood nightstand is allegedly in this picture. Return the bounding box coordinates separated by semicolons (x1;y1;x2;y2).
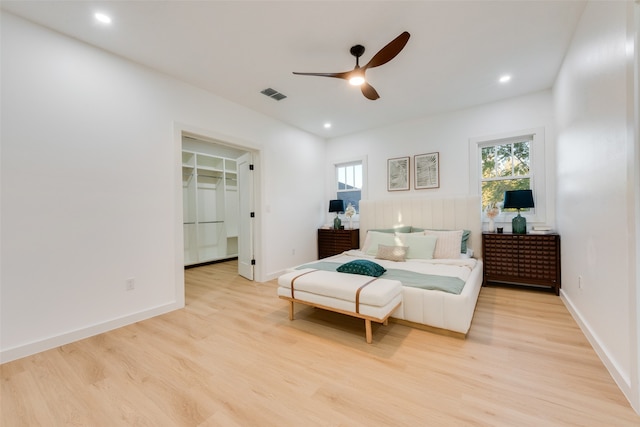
482;232;561;295
318;228;360;259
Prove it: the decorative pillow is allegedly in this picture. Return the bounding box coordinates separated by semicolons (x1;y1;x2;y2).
369;226;413;234
337;260;387;277
362;231;404;256
395;231;425;236
375;244;408;262
396;233;438;259
420;228;471;253
423;229;464;259
460;230;471;253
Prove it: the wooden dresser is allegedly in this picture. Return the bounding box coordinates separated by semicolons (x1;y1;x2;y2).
482;232;561;295
318;228;360;259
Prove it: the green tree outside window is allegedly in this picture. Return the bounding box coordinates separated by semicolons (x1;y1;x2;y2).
481;140;531;210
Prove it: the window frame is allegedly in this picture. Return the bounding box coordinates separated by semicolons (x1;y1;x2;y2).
332;156;367;219
469;127;546;225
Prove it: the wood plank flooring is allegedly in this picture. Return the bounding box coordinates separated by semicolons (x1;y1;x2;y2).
2;260;639;426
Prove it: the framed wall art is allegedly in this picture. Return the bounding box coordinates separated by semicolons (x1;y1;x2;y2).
414;152;439;189
387;156;410;191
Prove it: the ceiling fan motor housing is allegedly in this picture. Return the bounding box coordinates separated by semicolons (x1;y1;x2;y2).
350;45;365;58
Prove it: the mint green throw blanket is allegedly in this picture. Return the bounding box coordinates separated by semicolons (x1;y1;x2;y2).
296;261;465;295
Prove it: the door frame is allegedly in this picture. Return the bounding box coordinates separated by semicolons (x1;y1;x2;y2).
173;123;263;302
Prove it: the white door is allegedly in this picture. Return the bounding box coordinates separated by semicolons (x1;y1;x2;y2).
237;152;254;280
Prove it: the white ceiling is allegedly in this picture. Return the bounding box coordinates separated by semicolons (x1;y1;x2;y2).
1;1;586;138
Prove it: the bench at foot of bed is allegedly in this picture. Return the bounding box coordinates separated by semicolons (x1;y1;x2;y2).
279;296;402;343
277;269;403;343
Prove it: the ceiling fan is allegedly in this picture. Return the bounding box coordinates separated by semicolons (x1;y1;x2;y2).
292;31;411;100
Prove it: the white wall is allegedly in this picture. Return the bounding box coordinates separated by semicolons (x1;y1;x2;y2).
0;13;326;362
553;0;639;413
327;90;557;229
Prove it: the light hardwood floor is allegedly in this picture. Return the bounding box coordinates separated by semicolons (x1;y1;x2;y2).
2;260;639;426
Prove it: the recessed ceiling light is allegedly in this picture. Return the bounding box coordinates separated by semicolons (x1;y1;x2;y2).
499;75;511;83
95;13;112;24
324;123;332;129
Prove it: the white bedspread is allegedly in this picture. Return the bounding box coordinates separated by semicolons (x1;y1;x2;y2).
292;250;477;289
282;249;483;334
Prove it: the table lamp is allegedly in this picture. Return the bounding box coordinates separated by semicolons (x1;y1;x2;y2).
328;199;345;230
503;190;534;234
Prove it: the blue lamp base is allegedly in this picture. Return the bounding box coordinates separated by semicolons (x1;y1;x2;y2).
512;213;527;234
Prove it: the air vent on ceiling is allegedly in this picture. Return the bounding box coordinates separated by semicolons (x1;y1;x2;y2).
260;88;287;101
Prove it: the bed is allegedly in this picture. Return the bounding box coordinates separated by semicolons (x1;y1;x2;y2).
279;195;484;338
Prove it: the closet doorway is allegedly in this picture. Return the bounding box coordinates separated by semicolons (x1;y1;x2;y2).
181;134;255;280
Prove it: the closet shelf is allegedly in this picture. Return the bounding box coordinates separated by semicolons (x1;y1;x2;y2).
183;149;239;266
196;166;224;172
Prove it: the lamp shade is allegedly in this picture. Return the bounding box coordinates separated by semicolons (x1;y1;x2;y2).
503;190;534;210
328;199;345;213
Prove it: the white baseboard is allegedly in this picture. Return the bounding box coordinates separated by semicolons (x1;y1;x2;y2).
560;290;634;409
0;302;180;364
265;269;285;282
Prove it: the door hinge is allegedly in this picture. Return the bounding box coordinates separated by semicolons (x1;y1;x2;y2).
250;212;255;218
251;259;256;265
249;164;254;170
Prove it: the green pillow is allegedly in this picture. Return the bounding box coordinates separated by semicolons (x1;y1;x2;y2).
402;234;438;259
337;260;386;277
461;230;471;253
363;232;403;256
369;226;412;234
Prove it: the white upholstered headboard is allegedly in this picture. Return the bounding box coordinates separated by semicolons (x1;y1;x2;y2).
359;195;482;258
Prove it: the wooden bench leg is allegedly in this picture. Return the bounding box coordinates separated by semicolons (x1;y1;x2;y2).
288;301;294;320
365;319;372;344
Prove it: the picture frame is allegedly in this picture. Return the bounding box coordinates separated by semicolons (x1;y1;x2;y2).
414;152;439;189
387;156;410;191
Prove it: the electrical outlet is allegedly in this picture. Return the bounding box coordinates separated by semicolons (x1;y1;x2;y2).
578;275;583;289
292;248;295;255
126;277;135;291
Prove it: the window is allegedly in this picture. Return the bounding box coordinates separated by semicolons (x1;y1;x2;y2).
469;127;546;223
480;136;532;210
336;161;362;211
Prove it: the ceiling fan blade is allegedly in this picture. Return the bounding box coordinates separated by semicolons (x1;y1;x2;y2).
361;82;380;100
292;71;350;80
363;31;410;70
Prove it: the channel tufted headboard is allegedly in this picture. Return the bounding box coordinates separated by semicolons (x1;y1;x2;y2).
358;195;482;258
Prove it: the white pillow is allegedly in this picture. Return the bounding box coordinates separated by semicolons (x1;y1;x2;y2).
396;233;438;259
362;231;403;256
423;229;464;259
375;244;408;262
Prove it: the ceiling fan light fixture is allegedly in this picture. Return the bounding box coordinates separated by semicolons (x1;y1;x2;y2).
349;76;365;86
292;31;410;100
